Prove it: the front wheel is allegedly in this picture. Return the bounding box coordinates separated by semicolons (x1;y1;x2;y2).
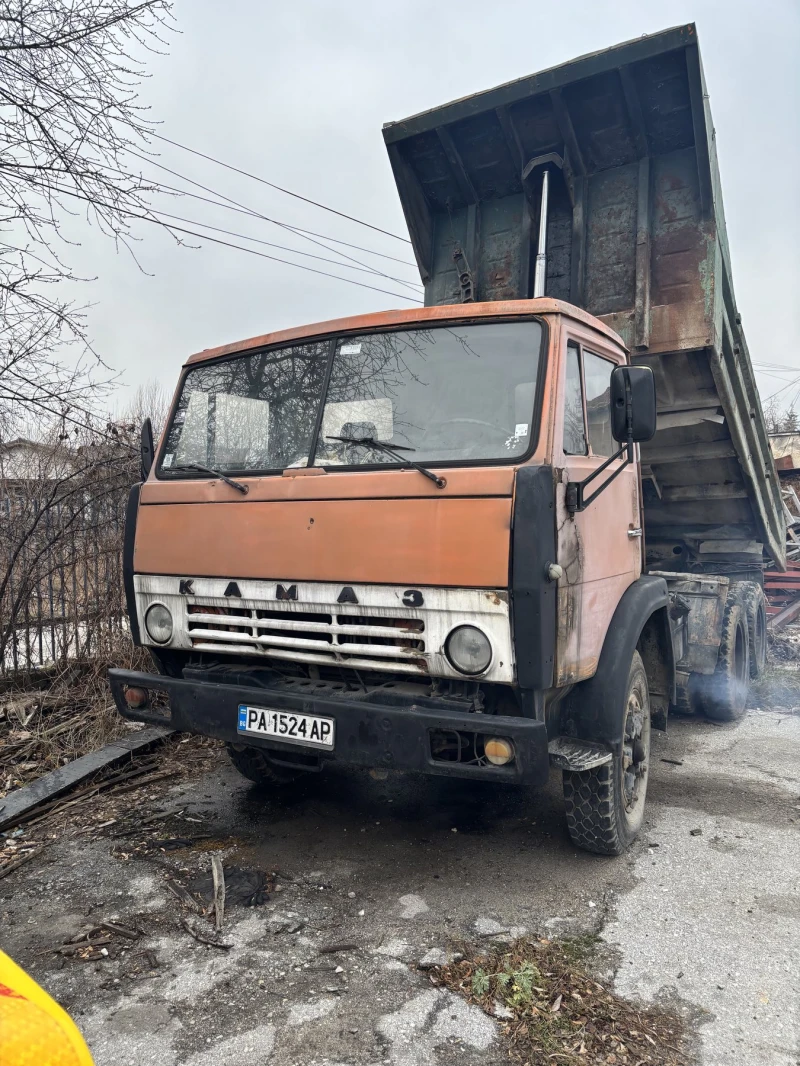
226;743;310;787
563;650;651;856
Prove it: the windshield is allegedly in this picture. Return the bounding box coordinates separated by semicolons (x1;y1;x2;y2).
159;320;543;475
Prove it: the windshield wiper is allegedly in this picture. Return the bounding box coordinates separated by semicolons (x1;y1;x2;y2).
172;463;249;494
326;436;446;489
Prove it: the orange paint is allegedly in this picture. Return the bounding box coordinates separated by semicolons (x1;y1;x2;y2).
134;496;512;588
184;299;623;366
141;465;516;506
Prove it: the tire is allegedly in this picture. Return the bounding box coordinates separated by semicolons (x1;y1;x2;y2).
735;581;767;680
226;743;307;786
562;650;651;856
696;587;750;722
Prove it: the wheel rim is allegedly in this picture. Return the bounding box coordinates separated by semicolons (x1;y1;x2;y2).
622;680;650;816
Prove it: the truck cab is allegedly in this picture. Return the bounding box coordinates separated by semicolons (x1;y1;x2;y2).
112;299;671;855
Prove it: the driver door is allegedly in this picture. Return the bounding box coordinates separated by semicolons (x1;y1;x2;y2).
554;332;642;686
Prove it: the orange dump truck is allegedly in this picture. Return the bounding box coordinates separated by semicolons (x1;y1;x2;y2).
111;25;783;854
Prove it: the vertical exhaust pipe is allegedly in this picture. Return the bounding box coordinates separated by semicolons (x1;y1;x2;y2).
533;168;550;298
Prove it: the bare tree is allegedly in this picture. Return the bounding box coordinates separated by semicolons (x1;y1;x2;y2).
763;396;799;435
118;377;172;437
0;0;174;438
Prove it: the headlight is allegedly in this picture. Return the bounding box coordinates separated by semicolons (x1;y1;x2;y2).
145;603;173;644
445;625;492;675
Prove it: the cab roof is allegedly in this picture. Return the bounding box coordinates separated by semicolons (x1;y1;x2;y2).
184;298;626;366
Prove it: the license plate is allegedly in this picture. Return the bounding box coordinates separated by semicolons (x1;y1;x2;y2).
237;705;335;750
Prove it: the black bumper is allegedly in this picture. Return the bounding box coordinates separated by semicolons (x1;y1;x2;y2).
108;669;550;785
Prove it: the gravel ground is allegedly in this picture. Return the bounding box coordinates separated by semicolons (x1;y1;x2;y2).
1;702;799;1066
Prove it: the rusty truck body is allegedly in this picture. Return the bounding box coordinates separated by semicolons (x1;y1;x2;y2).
111;25;784;854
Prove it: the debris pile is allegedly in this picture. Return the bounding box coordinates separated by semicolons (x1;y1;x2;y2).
431;938;691;1066
749;625;800;712
0;652;148;795
51;920;141;962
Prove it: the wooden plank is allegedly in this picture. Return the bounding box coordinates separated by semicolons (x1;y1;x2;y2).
768;598;800;630
0;726;173;833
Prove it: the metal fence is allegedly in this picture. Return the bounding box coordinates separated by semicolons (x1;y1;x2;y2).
0;443;134;677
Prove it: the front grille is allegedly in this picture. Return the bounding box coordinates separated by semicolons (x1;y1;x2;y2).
186;601;427;674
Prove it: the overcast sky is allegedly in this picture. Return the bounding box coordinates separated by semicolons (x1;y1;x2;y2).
61;0;800;414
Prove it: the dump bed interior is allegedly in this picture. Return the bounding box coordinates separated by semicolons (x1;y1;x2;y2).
383;23;785;572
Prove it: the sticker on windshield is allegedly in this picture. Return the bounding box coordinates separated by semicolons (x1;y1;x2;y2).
340;343;362;355
162;454;174;468
505;424;530;451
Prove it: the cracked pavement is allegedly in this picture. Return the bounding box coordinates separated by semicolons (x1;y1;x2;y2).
2;705;799;1065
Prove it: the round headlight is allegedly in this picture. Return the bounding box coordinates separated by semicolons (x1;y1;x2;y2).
145;603;173;644
445;625;492;675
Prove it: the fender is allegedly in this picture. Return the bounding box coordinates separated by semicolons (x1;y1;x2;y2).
562;575;674;752
123;483;142;645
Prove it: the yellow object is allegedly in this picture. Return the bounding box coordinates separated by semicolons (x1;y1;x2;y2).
484;737;515;766
0;949;94;1066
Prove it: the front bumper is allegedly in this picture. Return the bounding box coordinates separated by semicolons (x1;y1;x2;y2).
108;669;550;785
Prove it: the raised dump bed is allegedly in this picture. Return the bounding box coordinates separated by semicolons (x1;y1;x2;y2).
383;23;785;573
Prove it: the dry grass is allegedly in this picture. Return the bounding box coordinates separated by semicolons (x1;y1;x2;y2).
0;640;151;796
430;938;692;1066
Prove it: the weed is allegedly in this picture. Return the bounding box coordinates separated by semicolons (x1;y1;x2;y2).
432;937;692;1065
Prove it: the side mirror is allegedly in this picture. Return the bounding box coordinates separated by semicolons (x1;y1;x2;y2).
610;365;657;444
140;417;155;481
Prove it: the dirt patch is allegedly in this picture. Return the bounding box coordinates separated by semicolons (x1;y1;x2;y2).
0;733;222;878
430;938;693;1066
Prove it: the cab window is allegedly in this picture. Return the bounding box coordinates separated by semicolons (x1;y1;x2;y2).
562;342;587;455
583;351;615;457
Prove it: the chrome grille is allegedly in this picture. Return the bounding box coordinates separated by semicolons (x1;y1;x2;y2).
186;601;427;674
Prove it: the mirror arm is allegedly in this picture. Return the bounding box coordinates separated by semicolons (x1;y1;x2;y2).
565;436;633;513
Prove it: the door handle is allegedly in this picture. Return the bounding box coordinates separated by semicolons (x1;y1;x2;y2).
628;528;643;538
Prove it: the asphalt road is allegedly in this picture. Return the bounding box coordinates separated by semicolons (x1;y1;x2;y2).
2;704;799;1066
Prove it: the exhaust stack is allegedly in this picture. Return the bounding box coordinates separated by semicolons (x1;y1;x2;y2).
533;169;549;299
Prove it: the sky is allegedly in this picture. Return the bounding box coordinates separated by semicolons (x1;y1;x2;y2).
59;0;800;415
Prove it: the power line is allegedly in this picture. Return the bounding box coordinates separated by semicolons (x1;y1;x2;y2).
148;208;419;286
125;148;422;293
92;158;419;267
148;221;423;304
151;132;411;244
762;375;800;403
29;176;423;304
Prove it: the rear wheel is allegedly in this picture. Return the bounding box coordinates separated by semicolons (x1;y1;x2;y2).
696;587;750;722
226;743;308;786
736;581;767;680
563;650;651;856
